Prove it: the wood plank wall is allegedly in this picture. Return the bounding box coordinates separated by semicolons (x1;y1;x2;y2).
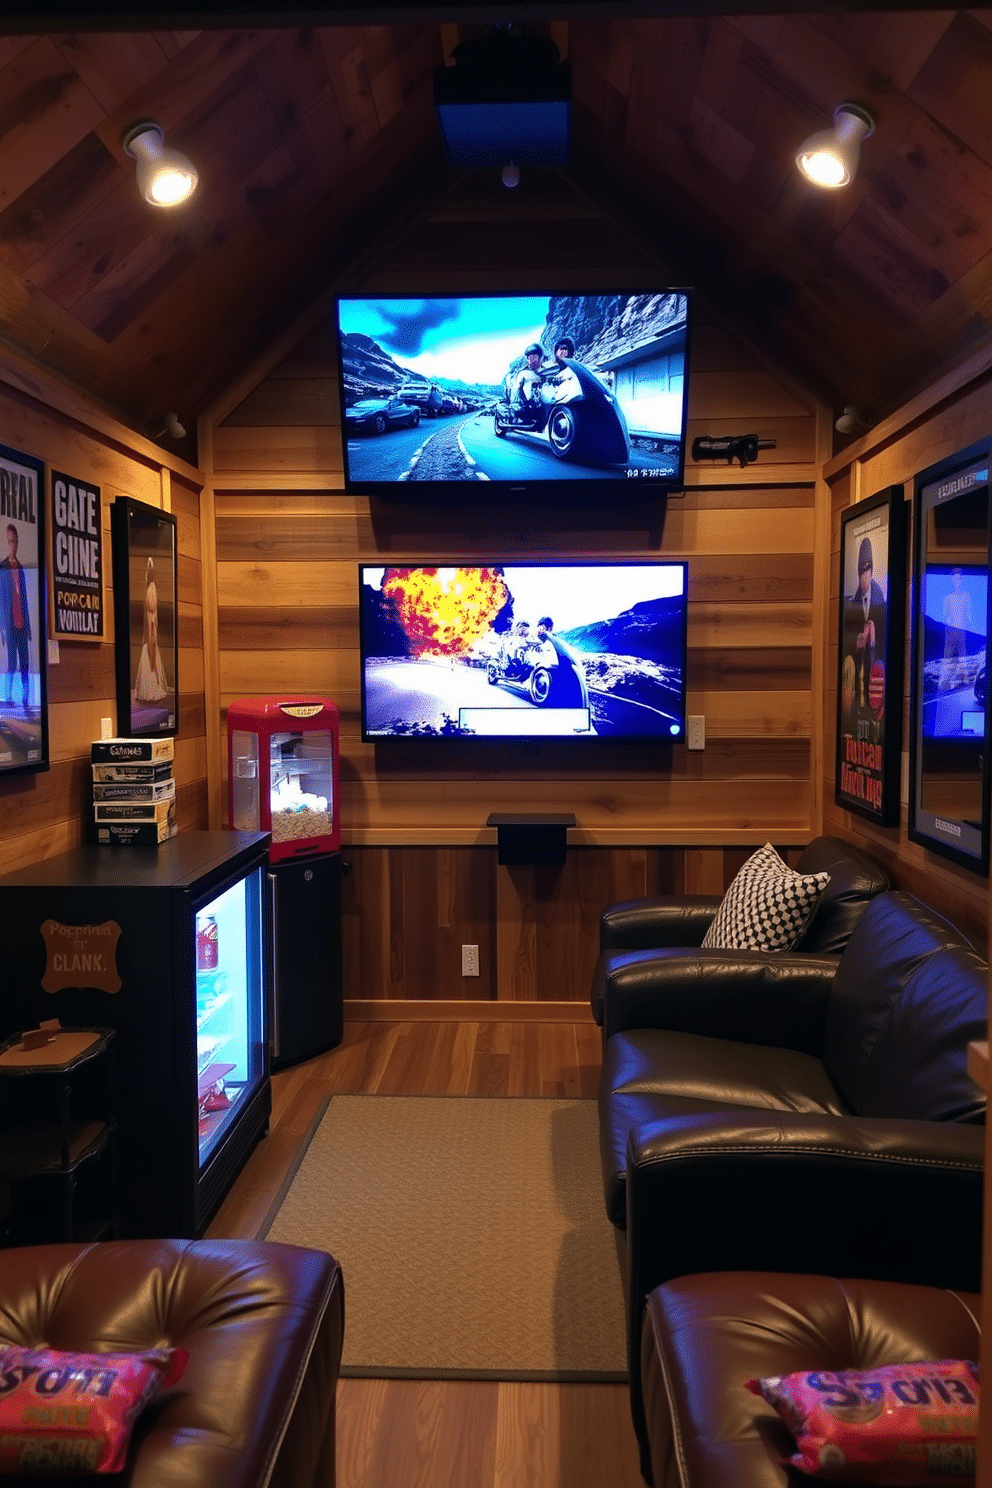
0;361;209;876
823;351;992;945
827;356;992;1473
207;170;829;1005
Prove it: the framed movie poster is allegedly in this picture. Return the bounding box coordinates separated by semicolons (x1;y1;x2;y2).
0;441;49;777
836;485;906;824
111;497;178;738
51;469;104;641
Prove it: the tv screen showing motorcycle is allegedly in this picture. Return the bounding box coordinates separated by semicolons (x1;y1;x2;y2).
335;292;691;500
358;561;688;742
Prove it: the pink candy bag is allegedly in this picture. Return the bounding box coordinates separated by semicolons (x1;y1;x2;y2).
0;1344;187;1475
747;1360;979;1483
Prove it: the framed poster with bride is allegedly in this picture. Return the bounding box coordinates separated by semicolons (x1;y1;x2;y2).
835;485;905;825
111;497;178;738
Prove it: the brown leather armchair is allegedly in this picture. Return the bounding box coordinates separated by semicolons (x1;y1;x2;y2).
0;1237;344;1487
641;1272;980;1488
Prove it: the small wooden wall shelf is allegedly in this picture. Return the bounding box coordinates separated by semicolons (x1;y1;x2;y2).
486;813;576;866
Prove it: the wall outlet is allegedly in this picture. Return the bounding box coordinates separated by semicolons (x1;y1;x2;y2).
100;717;113;740
461;943;480;977
687;715;705;750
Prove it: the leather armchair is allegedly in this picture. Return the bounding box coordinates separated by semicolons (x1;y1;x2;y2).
640;1272;981;1488
593;836;890;1026
0;1238;344;1487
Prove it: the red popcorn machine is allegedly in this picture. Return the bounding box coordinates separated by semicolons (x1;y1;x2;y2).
227;695;340;861
227;696;343;1068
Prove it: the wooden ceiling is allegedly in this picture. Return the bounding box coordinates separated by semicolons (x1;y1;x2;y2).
2;7;992;456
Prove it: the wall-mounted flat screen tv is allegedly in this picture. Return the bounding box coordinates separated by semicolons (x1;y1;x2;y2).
335;292;691;502
918;564;988;741
909;438;991;874
359;561;688;741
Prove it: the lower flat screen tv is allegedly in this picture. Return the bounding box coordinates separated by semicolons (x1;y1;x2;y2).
359;561;688;741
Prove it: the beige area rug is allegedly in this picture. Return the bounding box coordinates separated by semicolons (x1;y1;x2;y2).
258;1094;628;1382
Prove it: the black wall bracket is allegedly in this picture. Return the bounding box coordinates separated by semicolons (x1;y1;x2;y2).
486;813;576;867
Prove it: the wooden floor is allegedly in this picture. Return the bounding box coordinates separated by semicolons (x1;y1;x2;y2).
206;1017;647;1488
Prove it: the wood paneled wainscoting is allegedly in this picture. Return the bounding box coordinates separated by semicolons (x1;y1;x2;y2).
339;841;816;1009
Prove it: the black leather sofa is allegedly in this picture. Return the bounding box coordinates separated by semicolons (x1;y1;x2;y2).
597;890;988;1478
592;835;890;1028
640;1271;981;1488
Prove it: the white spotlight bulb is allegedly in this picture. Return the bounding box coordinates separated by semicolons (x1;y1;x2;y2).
796;102;875;190
123;122;198;207
501;162;520;189
835;405;871;436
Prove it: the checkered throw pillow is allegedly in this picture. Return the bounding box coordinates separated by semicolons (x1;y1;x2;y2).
701;843;831;952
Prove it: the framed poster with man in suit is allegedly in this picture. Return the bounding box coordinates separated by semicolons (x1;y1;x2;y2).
836;485;905;825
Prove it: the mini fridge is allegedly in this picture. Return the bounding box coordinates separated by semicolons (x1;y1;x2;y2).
0;831;271;1239
228;697;343;1069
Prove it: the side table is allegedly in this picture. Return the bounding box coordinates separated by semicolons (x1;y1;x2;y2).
0;1026;118;1245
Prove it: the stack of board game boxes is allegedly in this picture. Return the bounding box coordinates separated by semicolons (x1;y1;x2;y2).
91;737;177;844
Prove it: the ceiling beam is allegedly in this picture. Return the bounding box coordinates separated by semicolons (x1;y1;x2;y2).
0;1;963;35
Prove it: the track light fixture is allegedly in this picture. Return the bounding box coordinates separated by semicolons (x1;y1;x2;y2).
835;405;873;436
796;102;875;189
123;121;198;207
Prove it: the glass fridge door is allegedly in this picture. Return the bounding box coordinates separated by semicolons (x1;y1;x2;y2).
194;865;266;1170
230;729;261;832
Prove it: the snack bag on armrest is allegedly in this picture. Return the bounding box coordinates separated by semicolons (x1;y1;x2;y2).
747;1360;979;1483
0;1344;187;1474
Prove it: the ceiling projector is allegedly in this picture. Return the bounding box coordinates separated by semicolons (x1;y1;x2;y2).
433;31;571;170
